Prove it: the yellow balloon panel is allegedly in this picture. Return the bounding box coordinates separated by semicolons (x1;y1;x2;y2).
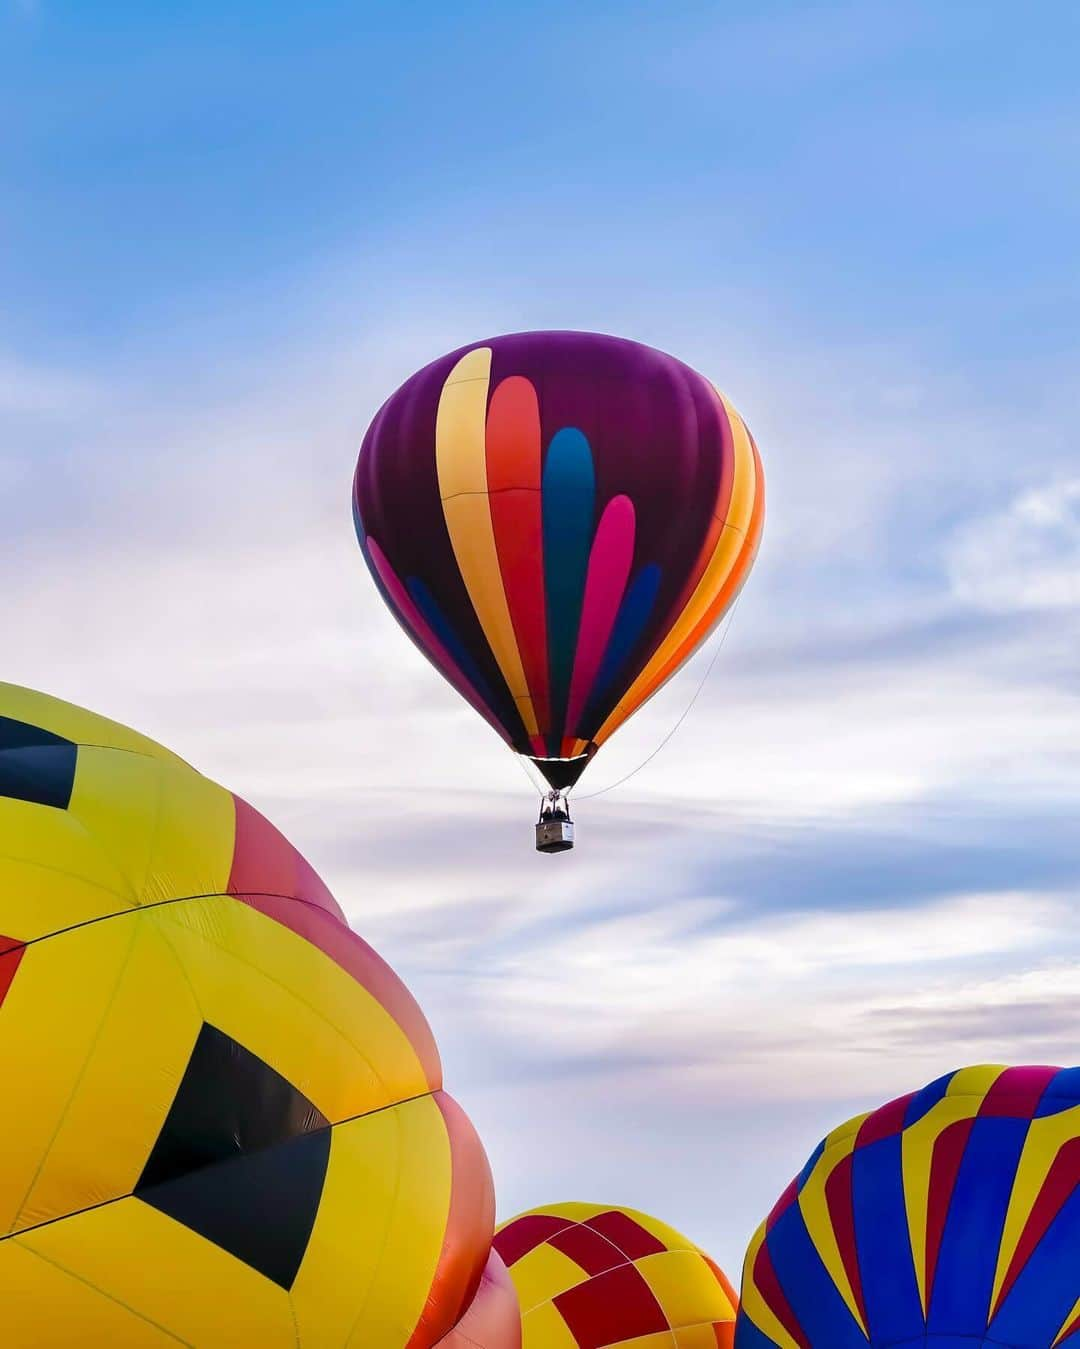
0;683;499;1347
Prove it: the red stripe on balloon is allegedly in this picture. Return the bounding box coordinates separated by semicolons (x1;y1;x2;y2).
979;1065;1059;1118
486;376;550;740
366;537;511;743
493;1213;571;1268
565;495;635;739
753;1239;811;1349
766;1178;799;1232
228;794;345;922
856;1092;914;1148
550;1221;625;1275
925;1117;974;1308
991;1136;1080;1319
825;1152;868;1327
584;1208;667;1259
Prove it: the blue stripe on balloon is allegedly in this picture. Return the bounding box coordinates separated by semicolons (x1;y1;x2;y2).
1036;1066;1080;1117
927;1117;1028;1337
904;1070;955;1128
407;576;501;715
580;563;661;732
542;427;596;751
852;1135;924;1341
733;1313;787;1349
765;1205;868;1349
990;1183;1080;1346
796;1137;827;1194
902;1340;985;1348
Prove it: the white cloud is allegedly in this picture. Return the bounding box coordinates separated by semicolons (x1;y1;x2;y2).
947;479;1080;612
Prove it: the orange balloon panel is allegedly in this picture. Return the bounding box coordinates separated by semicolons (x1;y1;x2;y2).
495;1202;738;1348
0;682;500;1347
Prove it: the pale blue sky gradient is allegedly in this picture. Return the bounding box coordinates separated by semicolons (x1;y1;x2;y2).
4;1;1080;1277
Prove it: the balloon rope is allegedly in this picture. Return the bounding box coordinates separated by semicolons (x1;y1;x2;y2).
516;753;550;798
574;595;744;801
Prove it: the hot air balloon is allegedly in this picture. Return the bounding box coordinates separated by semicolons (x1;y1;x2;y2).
736;1064;1080;1348
0;681;513;1347
494;1201;739;1346
352;331;764;851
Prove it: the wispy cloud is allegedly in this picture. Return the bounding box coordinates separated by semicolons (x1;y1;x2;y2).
947;479;1080;612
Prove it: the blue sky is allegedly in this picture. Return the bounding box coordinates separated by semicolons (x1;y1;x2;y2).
5;1;1080;1279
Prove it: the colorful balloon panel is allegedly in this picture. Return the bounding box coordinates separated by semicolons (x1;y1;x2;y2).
0;683;505;1347
736;1064;1080;1348
353;331;764;787
494;1201;739;1347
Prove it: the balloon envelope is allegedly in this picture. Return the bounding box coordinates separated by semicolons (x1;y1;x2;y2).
0;682;507;1347
494;1201;739;1346
736;1064;1080;1348
353;331;764;790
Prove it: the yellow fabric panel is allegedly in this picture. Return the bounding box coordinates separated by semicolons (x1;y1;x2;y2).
1054;1295;1080;1347
155;897;429;1123
0;799;133;942
17;1195;295;1347
594;393;758;745
899;1074;1005;1314
739;1225;801;1349
0;1237;180;1346
818;1111;870;1159
673;1326;720;1349
991;1105;1080;1313
946;1063;1007;1099
0;915;139;1236
510;1239;586;1314
797;1127;867;1334
612;1207;695;1253
435;347;494;497
69;747;235;910
0;744;234;943
618;1334;676;1349
714;395;759;537
522;1299;580;1349
0;682;182;764
637;1251;732;1330
505;1201;605;1227
332;1096;452;1348
11;916;202;1236
435;349;538;737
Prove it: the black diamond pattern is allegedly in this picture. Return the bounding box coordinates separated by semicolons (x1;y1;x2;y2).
136;1023;331;1289
0;717;76;809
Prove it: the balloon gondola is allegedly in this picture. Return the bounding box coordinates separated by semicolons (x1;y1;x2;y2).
535;791;574;854
353;331;764;850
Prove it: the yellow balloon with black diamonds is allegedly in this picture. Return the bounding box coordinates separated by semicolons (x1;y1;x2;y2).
0;683;515;1348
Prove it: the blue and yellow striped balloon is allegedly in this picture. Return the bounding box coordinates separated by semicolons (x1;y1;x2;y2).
737;1065;1080;1348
